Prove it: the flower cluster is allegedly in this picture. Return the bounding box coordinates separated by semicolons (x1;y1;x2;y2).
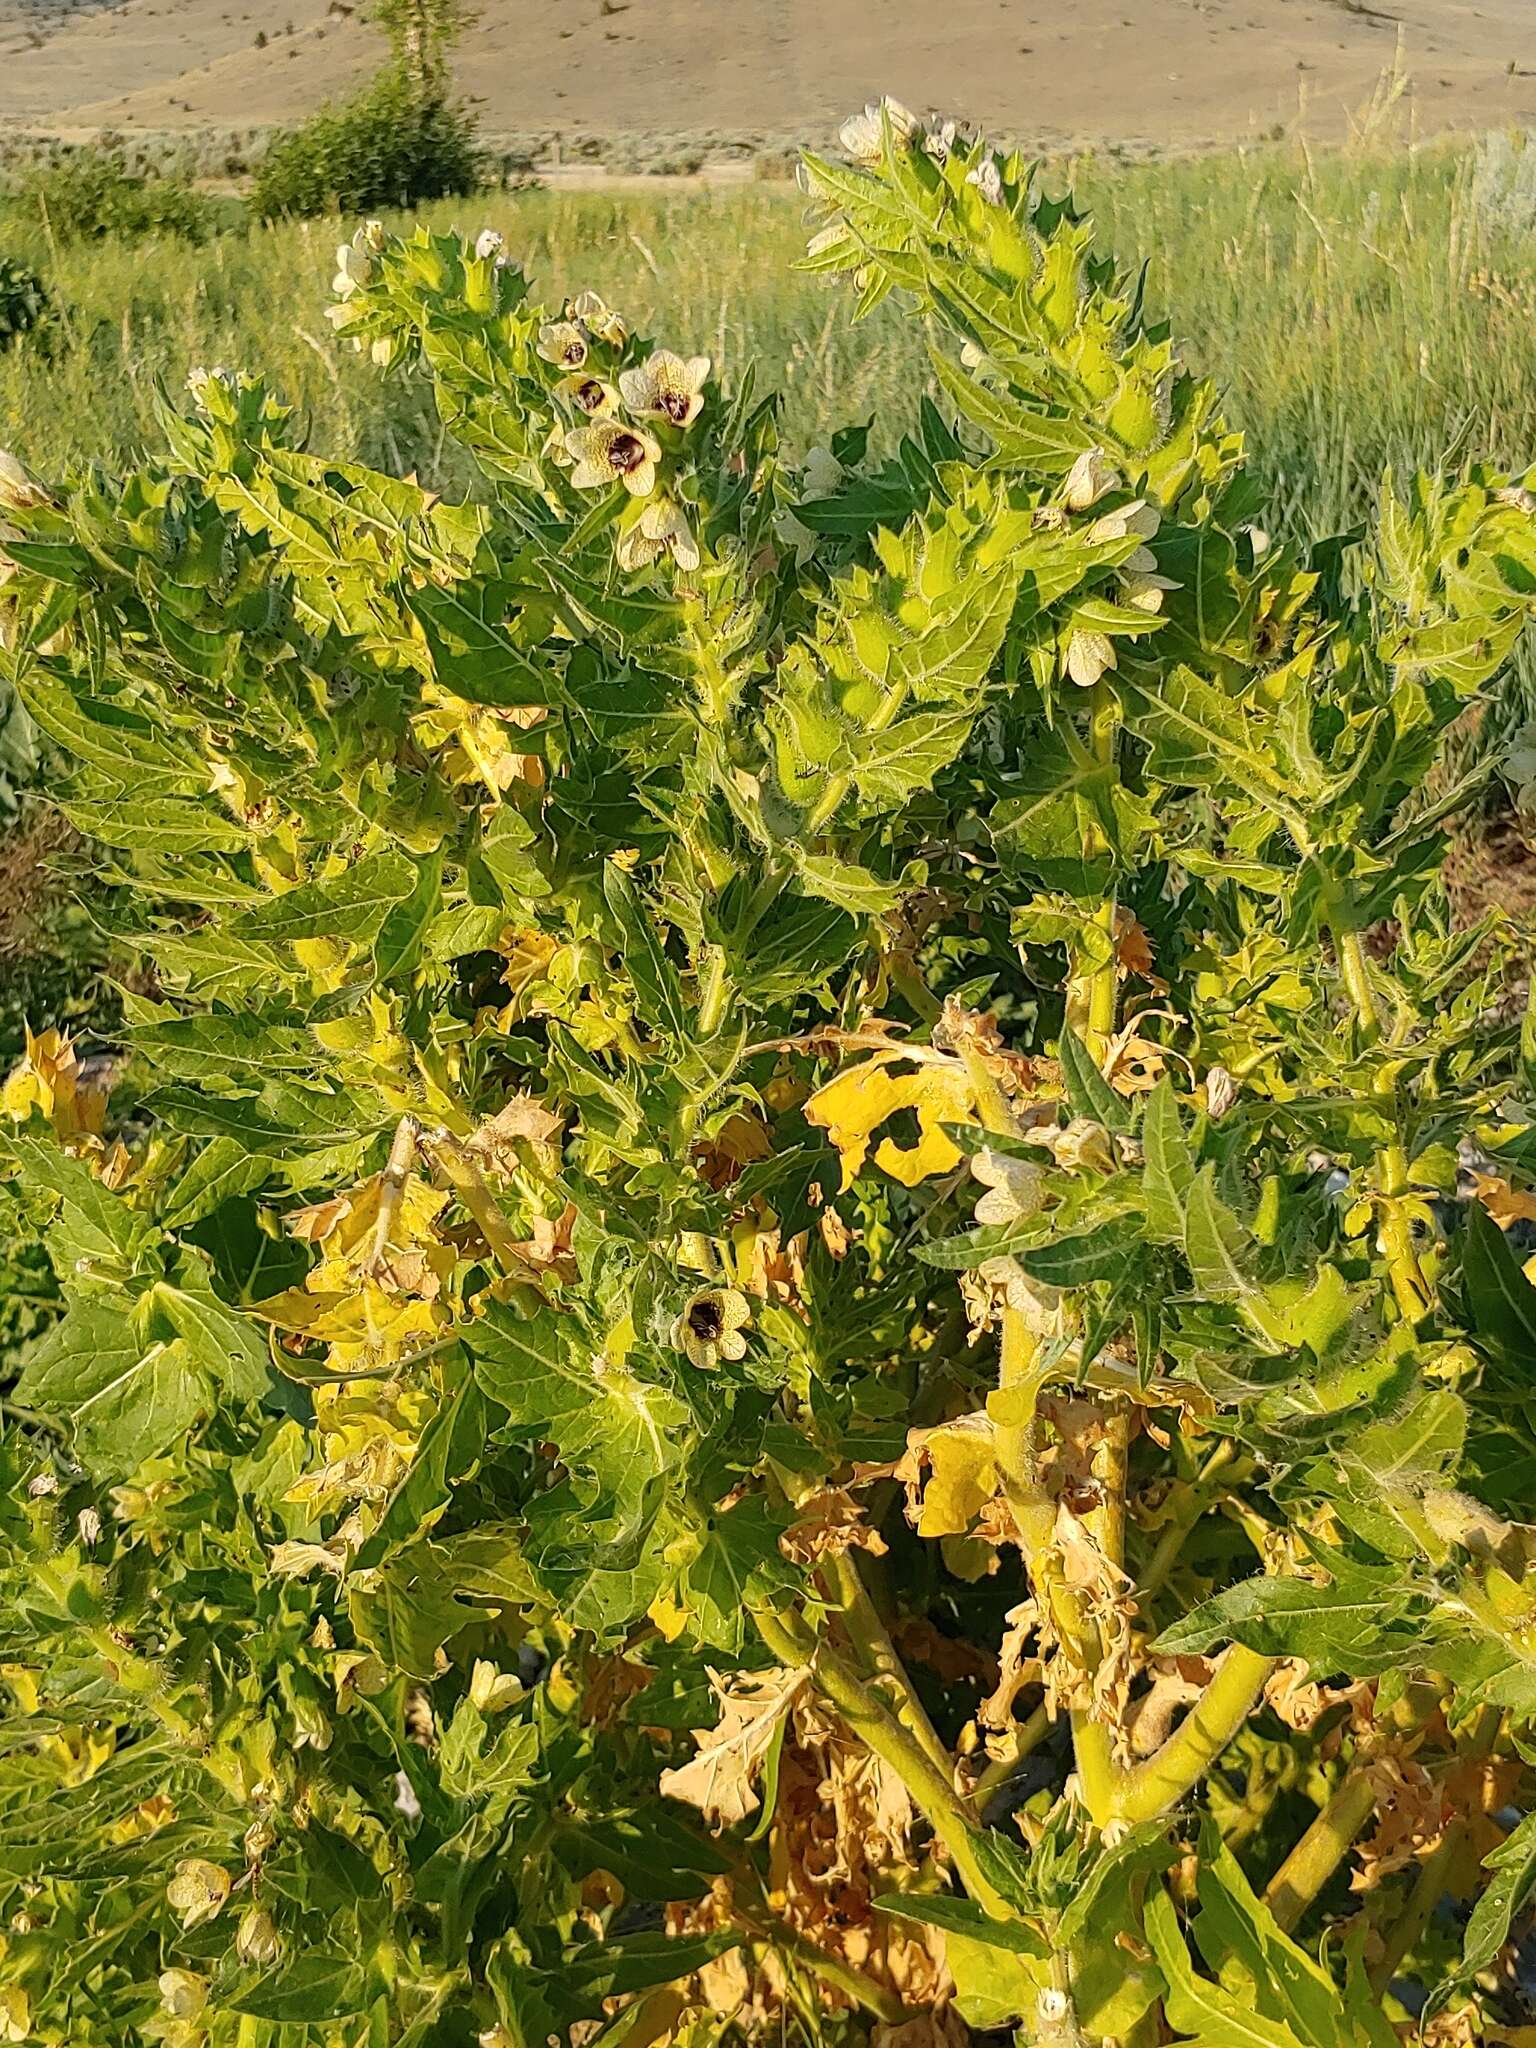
538;291;710;573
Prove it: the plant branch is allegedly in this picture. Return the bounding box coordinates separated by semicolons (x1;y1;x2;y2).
1138;1439;1242;1604
823;1548;956;1785
1263;1768;1377;1932
750;1605;1010;1917
1110;1644;1274;1824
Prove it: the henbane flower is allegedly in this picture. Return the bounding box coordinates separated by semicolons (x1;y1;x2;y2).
966;154;1004;207
537;319;588;370
838;97;918;164
616;497;701;573
569;288;626;347
556;372;618;418
1064;446;1119;511
670;1285;751;1369
565;420;661;497
619;350;710;429
1065;629;1116;688
971;1148;1045;1228
166;1858;231;1929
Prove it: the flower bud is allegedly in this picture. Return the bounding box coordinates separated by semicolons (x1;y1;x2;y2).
235;1905;281;1966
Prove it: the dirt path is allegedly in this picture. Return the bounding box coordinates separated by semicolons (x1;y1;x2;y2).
0;0;1531;150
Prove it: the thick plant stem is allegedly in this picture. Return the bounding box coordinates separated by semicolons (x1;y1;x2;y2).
1335;927;1382;1041
1369;1827;1460;1998
1263;1769;1377;1932
750;1607;1011;1918
427;1135;527;1273
824;1549;956;1785
1111;1645;1273;1824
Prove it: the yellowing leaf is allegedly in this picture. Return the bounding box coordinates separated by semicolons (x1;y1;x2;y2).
896;1412;1000;1538
658;1665;808;1829
1472;1171;1536;1229
805;1049;978;1190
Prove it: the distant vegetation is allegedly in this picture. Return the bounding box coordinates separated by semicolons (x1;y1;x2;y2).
252;0;481;217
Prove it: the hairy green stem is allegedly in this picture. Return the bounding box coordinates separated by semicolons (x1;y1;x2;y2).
1110;1645;1274;1824
750;1606;1010;1917
1335;927;1382;1041
824;1549;956;1785
1138;1439;1241;1603
1263;1769;1377;1932
427;1134;527;1273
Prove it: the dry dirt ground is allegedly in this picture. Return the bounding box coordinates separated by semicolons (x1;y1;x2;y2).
0;0;1532;153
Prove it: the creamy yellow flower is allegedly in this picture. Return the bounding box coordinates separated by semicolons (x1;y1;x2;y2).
971;1148;1045;1228
166;1859;231;1929
615;497;701;573
537;319;588;370
570;288;626;346
618;350;710;429
331;225;381;299
474;228;505;263
1087;498;1161;545
565;420;662;497
556;372;618;418
1119;565;1179;614
838;97;918;163
158;1971;208;2019
1065;629;1116;688
469;1659;524;1712
670;1286;751;1370
0;1987;28;2043
966;154;1004;206
1064;447;1119;512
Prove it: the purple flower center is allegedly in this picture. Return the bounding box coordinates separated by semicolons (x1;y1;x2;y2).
608;433;646;474
688;1297;724;1341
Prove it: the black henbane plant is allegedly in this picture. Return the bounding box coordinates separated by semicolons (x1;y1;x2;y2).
6;99;1536;2048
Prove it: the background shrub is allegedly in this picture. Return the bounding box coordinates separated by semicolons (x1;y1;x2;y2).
251;65;481;219
9;146;219;244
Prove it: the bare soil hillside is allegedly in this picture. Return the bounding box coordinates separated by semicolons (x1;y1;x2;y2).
1;0;1532;153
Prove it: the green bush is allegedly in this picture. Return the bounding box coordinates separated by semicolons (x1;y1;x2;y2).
9;101;1536;2048
0;257;48;350
251;66;481;221
9;147;219;245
